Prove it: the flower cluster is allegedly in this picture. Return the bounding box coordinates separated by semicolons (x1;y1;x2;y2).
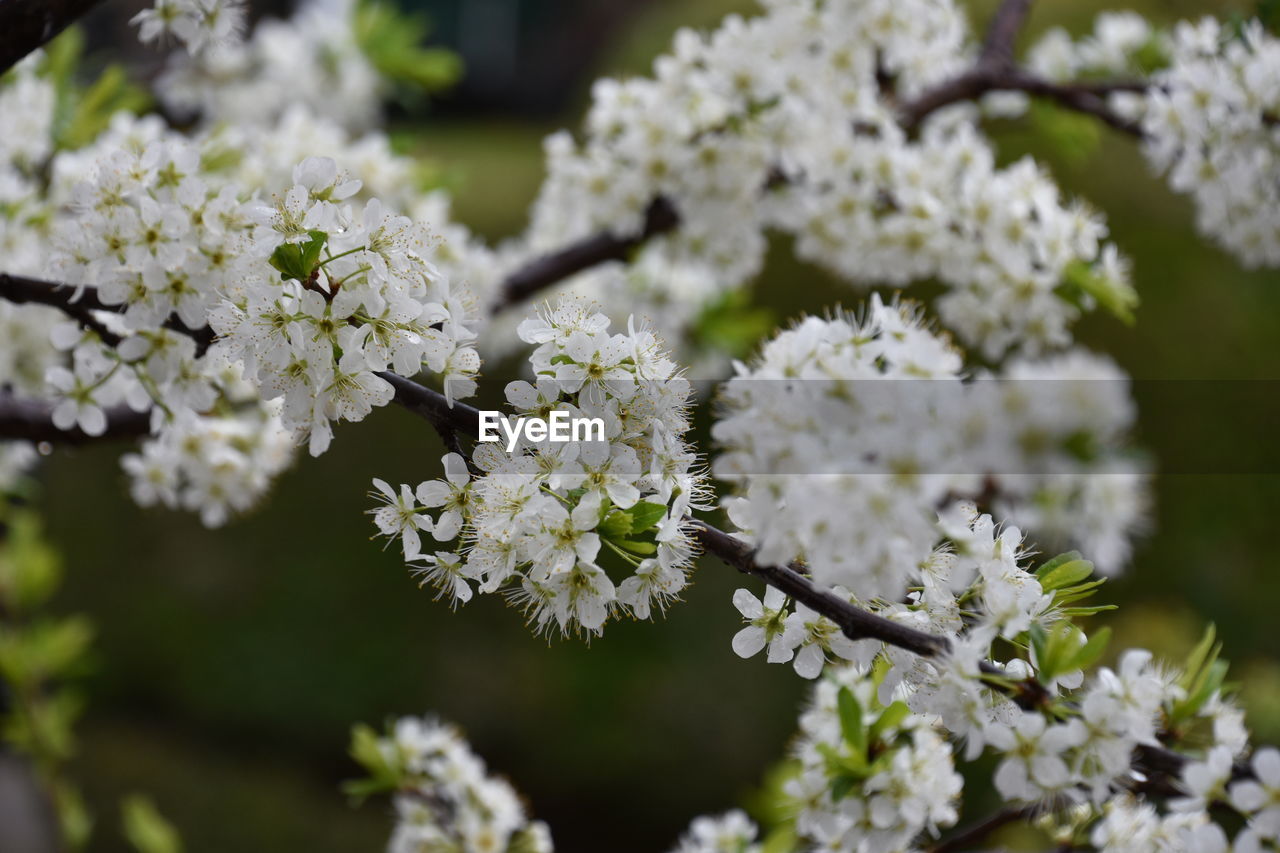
714;302;1146;625
352;716;553;853
717;514;1261;851
500;0;1134;361
1029;12;1166;82
210;155;478;455
152;0;381;131
120;373;293;528
787;671;962;850
1138;18;1280;269
371;300;708;637
668;811;762;853
132;0;247;56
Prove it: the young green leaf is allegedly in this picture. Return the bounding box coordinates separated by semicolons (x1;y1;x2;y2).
836;686;866;754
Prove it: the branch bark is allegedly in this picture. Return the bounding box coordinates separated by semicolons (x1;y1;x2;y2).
0;0;107;75
492;196;679;313
898;0;1146;137
0;273;122;347
0;391;151;444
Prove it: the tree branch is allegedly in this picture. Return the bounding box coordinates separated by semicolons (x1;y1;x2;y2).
492;196;680;313
0;0;107;75
898;0;1146;137
979;0;1034;68
0;273;122;347
0;279;1250;799
0;391;151;444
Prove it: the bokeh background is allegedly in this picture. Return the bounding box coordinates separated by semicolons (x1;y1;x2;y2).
29;0;1280;849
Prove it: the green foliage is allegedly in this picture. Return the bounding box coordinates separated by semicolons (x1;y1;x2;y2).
269;231;330;283
1030;101;1101;167
835;686;865;754
122;796;183;853
1034;552;1115;617
818;687;914;801
60;65;152;151
693;288;777;360
41;28;151;153
1028;621;1111;685
354;0;462;95
1057;258;1140;326
1169;624;1231;725
343;722;403;800
597;499;669;560
1130;35;1172;75
0;508;62;611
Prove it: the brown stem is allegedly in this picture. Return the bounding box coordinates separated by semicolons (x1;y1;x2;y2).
0;391;151;444
492;196;679;313
898;0;1146;137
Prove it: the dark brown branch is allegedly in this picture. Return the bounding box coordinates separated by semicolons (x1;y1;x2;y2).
492;196;680;313
900;66;1146;137
687;519;952;657
0;0;107;75
978;0;1033;68
0;273;122;347
374;373;955;657
898;0;1146;137
0;391;151;444
0;273;216;355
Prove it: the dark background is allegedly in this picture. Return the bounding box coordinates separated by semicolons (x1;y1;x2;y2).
34;0;1280;850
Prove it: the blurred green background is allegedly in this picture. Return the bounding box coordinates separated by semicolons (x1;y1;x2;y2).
30;0;1280;850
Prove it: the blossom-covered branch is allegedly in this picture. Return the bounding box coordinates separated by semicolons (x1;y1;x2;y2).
898;0;1147;135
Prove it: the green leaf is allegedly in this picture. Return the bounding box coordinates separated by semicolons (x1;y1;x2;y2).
836;687;865;754
1058;258;1139;325
614;539;657;556
1171;625;1230;722
269;231;329;282
59;65;152;150
692;288;776;359
869;701;910;742
598;510;633;540
760;826;799;853
344;722;401;801
627;501;668;535
1035;551;1083;577
0;509;62;612
1030;101;1101;166
1068;627;1111;673
1037;557;1095;592
53;781;92;850
830;774;858;801
355;0;462;95
1179;625;1219;693
121;795;182;853
1028;622;1050;673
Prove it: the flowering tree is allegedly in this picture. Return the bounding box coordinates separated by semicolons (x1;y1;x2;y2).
1;0;1279;850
